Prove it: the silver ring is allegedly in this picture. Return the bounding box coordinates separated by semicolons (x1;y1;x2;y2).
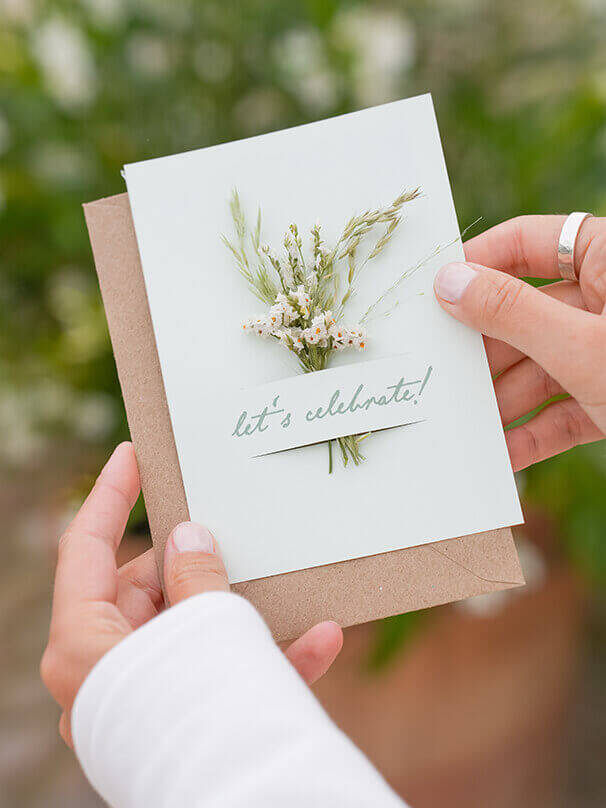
558;212;592;282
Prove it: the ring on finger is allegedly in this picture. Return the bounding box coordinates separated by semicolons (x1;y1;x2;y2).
558;211;592;282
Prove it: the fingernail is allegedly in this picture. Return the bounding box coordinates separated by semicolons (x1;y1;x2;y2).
434;262;477;303
170;522;214;553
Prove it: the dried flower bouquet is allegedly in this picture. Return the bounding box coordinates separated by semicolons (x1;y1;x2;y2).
222;188;422;470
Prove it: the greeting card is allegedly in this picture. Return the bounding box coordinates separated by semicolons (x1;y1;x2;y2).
117;93;522;586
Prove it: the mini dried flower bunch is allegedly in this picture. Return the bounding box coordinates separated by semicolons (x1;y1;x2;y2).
222;187;421;469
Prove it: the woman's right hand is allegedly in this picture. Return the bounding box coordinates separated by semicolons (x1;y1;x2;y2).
433;215;606;470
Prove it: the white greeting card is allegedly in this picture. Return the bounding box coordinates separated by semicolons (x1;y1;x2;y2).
124;94;522;584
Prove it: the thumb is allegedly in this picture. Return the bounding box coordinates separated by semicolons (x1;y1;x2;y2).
433;261;604;395
164;522;229;606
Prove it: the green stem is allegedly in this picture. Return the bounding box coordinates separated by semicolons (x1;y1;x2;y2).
328;440;333;474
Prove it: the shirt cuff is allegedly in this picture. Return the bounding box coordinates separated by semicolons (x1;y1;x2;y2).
72;591;404;808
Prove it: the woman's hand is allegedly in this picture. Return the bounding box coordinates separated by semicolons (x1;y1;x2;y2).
41;442;343;747
434;215;606;470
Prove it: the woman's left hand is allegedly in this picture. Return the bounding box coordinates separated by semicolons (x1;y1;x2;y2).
40;442;343;748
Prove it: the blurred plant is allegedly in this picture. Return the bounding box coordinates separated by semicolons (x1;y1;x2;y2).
1;0;605;630
368;609;427;670
525;445;606;587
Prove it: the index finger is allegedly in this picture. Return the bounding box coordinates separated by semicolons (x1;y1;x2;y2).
464;214;600;280
52;443;141;614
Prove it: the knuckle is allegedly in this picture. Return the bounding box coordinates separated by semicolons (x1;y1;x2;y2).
57;529;75;557
479;274;525;324
519;424;540;466
166;564;195;593
41;607;128;700
59;712;74;748
167;555;226;592
579;224;606;300
554;404;583;447
533;364;559;403
94;477;134;512
504;216;533;274
40;647;60;689
82;601;130;637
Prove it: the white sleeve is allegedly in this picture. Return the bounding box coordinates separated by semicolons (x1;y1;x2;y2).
72;591;407;808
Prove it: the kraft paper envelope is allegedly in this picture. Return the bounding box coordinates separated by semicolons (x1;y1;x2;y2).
84;192;524;641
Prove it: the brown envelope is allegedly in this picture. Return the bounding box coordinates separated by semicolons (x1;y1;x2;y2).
83;193;524;641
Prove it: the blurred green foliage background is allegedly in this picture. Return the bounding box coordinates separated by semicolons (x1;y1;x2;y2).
1;0;606;587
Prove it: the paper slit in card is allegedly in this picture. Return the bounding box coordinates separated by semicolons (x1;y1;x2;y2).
223;354;433;458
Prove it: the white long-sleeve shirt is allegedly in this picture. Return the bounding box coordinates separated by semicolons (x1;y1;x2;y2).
72;592;408;807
